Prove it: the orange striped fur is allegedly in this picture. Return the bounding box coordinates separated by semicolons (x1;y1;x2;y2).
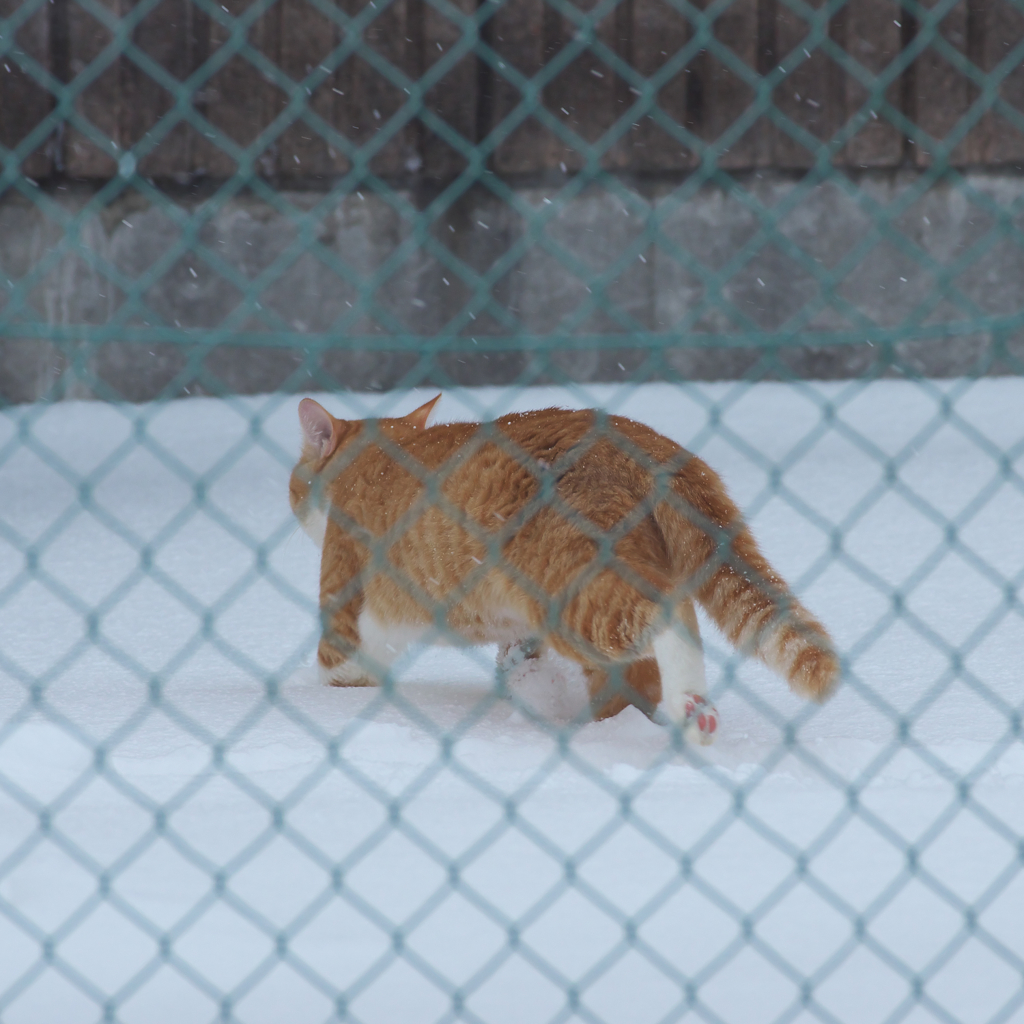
290;397;840;737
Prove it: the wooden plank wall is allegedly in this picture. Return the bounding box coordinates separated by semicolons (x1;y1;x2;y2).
3;0;1024;181
0;0;52;178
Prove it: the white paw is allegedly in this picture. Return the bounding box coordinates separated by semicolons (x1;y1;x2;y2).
680;693;719;746
501;648;589;725
497;637;541;676
318;659;376;688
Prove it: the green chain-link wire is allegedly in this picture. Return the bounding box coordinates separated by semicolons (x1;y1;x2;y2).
1;0;1024;1018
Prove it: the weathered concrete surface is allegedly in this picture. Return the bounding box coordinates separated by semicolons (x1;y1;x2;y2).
1;171;1022;402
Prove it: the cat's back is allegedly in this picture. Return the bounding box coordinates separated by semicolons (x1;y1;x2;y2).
375;409;597;524
370;407;685;488
337;406;689;535
494;407;596;459
495;407;683;463
387;418;478;469
390;407;596;469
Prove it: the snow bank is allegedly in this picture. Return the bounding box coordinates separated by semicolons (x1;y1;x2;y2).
0;378;1021;1024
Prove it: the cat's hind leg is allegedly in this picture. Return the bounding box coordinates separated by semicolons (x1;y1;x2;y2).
652;599;718;745
319;606;406;688
318;619;376;687
496;637;542;689
548;568;718;740
318;540;378;687
318;640;376;688
585;658;662;722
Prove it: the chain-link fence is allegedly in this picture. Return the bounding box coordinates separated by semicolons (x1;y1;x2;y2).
2;0;1024;1019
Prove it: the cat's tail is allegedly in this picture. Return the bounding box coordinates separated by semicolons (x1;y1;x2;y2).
693;531;840;702
656;457;840;702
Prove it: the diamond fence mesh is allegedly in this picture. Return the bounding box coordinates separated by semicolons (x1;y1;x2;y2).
2;0;1024;1019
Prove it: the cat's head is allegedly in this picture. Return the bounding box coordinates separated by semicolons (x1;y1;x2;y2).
289;394;441;545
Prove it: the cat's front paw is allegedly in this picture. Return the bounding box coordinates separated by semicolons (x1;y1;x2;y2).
681;693;719;746
318;659;378;688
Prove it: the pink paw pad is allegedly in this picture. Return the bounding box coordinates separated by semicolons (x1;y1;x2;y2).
682;693;719;743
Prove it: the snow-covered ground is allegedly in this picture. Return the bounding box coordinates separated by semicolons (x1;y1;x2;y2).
0;378;1021;1024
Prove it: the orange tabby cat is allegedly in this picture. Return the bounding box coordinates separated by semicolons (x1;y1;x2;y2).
289;395;839;743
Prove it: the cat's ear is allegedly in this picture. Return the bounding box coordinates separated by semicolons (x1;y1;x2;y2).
404;393;441;431
298;398;340;458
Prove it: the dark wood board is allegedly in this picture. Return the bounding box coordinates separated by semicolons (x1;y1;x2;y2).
274;0;346;178
420;0;479;179
537;0;621;174
975;0;1024;164
129;0;209;179
65;0;121;177
769;0;847;168
197;0;286;179
909;0;980;165
841;0;903;167
685;0;762;170
333;0;419;179
487;0;563;174
0;0;52;179
612;0;695;172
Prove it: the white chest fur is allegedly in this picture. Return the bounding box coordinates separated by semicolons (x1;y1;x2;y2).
301;506;328;548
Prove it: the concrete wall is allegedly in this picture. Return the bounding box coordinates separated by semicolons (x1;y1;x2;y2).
2;170;1022;403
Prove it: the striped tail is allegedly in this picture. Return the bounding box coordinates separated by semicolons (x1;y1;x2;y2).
656;455;841;702
694;535;840;702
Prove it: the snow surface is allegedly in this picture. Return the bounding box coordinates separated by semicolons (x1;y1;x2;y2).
0;378;1022;1024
